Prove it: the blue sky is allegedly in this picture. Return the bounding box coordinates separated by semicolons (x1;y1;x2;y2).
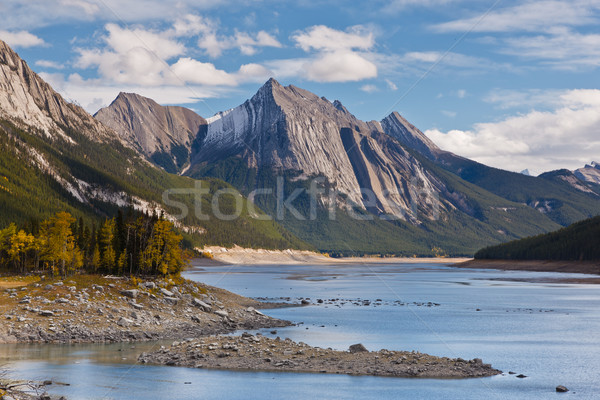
1;0;599;174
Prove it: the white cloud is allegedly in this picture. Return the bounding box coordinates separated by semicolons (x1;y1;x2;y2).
501;28;600;69
0;30;46;48
40;71;227;114
74;21;277;88
279;25;378;83
35;60;65;69
304;51;378;82
360;84;379;93
457;89;466;98
433;0;600;33
425;89;600;174
0;0;231;29
292;25;374;52
385;79;398;91
441;110;457;118
170;58;238;86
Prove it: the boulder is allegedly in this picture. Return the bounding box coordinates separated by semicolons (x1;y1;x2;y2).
349;343;368;353
160;288;174;297
164;297;179;305
121;289;139;299
39;310;54;317
556;385;569;393
117;317;133;327
214;310;229;318
143;282;156;289
192;298;212;312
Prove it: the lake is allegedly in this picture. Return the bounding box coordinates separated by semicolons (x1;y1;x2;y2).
3;262;600;399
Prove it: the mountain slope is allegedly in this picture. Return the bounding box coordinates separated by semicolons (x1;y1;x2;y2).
95;92;206;173
0;40;308;251
475;215;600;261
382;111;600;226
183;79;562;255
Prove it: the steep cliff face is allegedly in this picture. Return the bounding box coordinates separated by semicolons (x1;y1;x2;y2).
0;40;116;144
95;92;206;173
575;162;600;185
190;78;447;220
381;111;441;160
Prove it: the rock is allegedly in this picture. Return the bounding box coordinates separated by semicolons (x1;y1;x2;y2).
160;288;174;297
516;374;527;378
117;317;133;327
164;297;179;305
349;343;368;353
121;289;139;299
143;282;156;289
43;380;53;385
192;298;212;312
44;285;53;290
214;310;229;318
556;385;569;393
301;300;310;305
39;310;54;317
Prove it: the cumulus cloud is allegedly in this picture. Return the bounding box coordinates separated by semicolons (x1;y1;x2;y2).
292;25;374;52
284;25;378;83
40;71;227;114
425;89;600;174
73;20;278;88
0;30;46;48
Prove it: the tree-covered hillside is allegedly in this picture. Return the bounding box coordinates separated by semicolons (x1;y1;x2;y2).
475;216;600;261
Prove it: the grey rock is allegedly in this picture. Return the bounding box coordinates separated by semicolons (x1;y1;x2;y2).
556;385;569;393
214;310;229;318
164;297;179;305
349;343;368;353
121;289;139;299
39;310;54;317
117;317;133;327
160;288;174;297
192;298;212;312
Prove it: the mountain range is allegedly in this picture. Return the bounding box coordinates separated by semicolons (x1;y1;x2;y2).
1;39;599;256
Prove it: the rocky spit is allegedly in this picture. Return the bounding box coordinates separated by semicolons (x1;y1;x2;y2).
138;333;502;379
0;275;291;344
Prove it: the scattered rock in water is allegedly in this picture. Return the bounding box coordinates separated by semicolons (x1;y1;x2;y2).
516;374;527;378
556;385;569;393
349;343;368;353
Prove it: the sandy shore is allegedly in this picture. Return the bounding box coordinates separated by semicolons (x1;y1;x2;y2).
139;334;501;379
199;246;470;265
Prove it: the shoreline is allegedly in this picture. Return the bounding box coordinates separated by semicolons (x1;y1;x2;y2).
0;275;291;345
0;272;502;383
455;259;600;283
139;334;501;379
198;246;470;266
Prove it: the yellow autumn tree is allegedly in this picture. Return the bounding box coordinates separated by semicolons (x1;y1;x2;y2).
142;220;186;276
38;212;81;277
99;218;116;273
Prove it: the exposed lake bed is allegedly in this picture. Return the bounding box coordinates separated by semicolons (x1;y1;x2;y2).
3;261;600;399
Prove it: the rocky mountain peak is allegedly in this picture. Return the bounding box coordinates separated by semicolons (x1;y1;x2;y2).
381;111;441;160
0;39;116;143
95;91;206;174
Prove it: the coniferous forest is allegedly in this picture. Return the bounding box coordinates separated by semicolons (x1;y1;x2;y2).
0;209;189;277
475;215;600;261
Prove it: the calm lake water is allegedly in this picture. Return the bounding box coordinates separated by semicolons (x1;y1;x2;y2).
3;262;600;399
